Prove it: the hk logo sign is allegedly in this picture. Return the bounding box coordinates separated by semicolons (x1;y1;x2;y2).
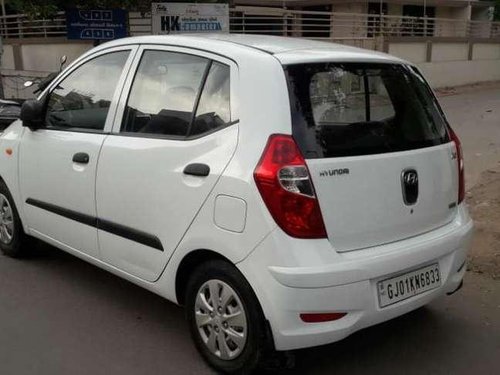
161;16;181;32
152;2;229;34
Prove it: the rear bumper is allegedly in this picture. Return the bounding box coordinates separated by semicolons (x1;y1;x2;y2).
237;204;473;351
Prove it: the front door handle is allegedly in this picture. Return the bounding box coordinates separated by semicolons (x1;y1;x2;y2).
73;152;89;164
183;163;210;177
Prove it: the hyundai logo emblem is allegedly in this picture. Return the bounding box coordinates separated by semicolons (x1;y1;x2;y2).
404;171;418;185
401;169;419;205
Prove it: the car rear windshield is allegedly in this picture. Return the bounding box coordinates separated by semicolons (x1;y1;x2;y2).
284;63;449;158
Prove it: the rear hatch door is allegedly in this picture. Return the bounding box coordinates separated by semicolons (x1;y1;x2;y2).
285;62;458;252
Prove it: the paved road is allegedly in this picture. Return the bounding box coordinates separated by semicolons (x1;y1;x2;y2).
0;245;499;375
438;84;500;188
1;85;500;375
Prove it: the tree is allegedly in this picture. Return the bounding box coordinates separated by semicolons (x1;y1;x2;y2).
494;0;500;21
6;1;147;18
6;0;228;18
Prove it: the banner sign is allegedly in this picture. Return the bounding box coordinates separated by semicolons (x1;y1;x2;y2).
66;9;128;40
152;3;229;34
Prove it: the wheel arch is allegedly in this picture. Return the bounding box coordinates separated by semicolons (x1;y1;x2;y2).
0;173;25;228
0;123;27;229
175;249;230;306
175;248;277;355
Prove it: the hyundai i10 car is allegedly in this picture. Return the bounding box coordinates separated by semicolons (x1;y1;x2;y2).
0;34;473;374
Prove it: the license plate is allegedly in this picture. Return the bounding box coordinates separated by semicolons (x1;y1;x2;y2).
377;263;441;308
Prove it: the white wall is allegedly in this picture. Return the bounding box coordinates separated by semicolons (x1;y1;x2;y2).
434;6;471;37
388;41;500;88
21;43;92;72
451;5;471;21
1;44;15;70
432;42;469;62
473;43;500;60
331;3;367;38
2;40;93;71
389;42;427;63
418;60;500;88
1;40;93;99
435;7;458;37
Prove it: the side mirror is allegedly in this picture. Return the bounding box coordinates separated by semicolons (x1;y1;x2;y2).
20;100;45;130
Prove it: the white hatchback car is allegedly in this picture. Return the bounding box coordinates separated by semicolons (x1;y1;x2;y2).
0;35;473;373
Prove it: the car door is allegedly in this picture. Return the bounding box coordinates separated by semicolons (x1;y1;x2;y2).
19;47;137;258
96;46;238;282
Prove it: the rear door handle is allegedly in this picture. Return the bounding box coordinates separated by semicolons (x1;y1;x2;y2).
73;152;89;164
183;163;210;177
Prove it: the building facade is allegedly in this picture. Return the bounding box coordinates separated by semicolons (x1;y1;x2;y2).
0;0;499;98
230;0;495;39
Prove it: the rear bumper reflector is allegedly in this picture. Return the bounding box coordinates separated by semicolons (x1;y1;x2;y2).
300;312;347;323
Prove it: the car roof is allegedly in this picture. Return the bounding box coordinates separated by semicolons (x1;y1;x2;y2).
92;34;406;65
193;34;364;54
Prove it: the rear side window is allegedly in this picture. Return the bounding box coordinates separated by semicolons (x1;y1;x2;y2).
122;50;208;137
122;51;231;138
285;63;449;158
190;62;231;137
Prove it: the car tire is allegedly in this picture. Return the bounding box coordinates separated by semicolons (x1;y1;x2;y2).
0;180;31;258
185;260;270;374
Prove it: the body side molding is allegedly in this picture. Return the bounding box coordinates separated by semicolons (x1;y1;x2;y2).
25;198;163;251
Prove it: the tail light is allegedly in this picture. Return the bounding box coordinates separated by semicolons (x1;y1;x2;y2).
448;127;465;204
254;134;327;238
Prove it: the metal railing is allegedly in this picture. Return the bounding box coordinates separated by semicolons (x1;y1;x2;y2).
228;9;500;39
0;12;66;38
0;9;499;40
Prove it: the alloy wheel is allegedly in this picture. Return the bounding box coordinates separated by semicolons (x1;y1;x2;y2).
0;194;14;244
194;279;248;360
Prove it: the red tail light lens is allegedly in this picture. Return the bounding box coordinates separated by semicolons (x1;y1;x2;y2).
254;134;327;238
448;127;465;204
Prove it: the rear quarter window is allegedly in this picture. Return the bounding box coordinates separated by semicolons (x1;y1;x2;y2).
285;63;449;158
